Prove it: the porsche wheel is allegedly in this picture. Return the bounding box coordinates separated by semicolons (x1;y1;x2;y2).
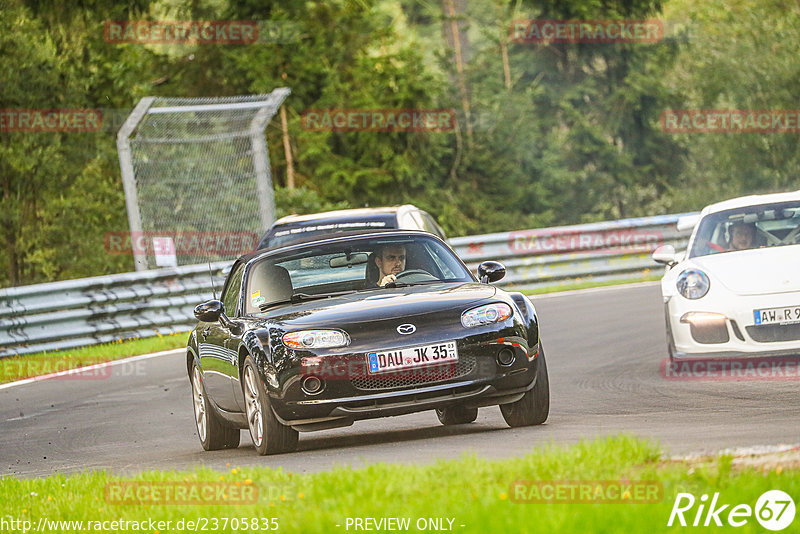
191;363;240;451
665;310;677;361
435;405;478;425
500;345;550;427
242;356;298;455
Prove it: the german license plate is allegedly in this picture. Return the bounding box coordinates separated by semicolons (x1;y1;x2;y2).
367;341;458;373
754;306;800;325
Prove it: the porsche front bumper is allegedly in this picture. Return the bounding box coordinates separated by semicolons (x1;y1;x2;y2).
666;290;800;358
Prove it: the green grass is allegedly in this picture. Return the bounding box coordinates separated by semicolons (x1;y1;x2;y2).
521;274;662;295
0;332;188;385
0;436;796;533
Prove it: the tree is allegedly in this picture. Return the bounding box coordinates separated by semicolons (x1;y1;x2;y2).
662;0;800;209
1;0;162;286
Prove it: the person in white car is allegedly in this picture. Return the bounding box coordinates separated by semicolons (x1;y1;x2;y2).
728;221;756;251
653;191;800;360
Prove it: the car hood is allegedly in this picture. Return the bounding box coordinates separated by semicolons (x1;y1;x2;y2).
257;282;498;328
691;246;800;295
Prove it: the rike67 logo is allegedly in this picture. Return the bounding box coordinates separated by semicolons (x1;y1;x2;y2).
668;490;795;531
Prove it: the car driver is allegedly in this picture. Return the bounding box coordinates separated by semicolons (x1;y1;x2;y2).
374;244;407;287
728;221;756;251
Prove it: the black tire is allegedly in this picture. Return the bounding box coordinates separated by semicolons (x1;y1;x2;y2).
242;356;298;455
191;362;240;451
500;345;550;427
435;405;478;425
666;314;677;362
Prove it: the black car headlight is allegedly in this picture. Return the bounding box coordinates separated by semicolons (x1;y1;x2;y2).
461;303;513;328
283;330;349;349
676;269;710;299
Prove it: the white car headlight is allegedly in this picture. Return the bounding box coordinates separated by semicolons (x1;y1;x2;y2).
283;330;349;349
461;303;513;328
676;269;710;299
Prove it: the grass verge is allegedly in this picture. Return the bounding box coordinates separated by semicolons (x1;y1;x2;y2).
0;436;796;533
0;333;188;385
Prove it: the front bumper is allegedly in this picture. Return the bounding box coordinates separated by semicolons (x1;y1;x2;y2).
272;372;537;432
268;329;538;430
667;290;800;358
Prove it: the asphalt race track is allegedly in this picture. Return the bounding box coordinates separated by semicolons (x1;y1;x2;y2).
2;282;799;478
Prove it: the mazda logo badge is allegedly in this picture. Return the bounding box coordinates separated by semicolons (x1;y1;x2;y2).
397;324;416;335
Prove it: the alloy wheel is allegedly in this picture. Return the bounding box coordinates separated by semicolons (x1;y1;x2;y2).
191;366;207;442
244;365;264;446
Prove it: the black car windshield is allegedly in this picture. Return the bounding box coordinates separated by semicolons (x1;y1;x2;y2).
244;234;473;314
688;201;800;258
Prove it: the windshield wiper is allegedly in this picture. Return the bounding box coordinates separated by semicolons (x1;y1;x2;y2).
291;290;356;302
382;280;440;289
258;290;356;311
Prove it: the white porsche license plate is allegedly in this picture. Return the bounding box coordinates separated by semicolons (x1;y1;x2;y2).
367;341;458;373
754;306;800;326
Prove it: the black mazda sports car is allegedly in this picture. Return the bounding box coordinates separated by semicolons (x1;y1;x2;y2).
187;230;549;455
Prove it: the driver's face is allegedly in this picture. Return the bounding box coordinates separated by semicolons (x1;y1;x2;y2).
375;246;406;278
731;225;755;250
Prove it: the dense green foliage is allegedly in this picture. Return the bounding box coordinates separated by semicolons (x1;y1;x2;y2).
1;0;797;286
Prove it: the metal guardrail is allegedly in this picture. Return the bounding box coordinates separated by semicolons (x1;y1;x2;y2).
0;213;697;357
450;212;696;290
0;262;228;357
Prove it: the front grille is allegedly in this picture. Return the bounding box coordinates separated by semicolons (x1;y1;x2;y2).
351;354;477;391
689;322;730;344
746;324;800;343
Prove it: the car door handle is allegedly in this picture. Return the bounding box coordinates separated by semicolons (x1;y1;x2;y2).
201;327;211;341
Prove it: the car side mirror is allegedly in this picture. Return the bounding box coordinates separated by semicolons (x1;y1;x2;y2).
652;245;678;267
194;300;224;322
477;261;506;283
194;300;242;334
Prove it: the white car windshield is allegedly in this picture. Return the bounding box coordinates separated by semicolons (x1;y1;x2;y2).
688;201;800;258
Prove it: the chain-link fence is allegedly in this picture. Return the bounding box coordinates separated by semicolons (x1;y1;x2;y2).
117;89;290;270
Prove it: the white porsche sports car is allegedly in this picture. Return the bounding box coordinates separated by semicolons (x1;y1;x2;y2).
653;190;800;359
